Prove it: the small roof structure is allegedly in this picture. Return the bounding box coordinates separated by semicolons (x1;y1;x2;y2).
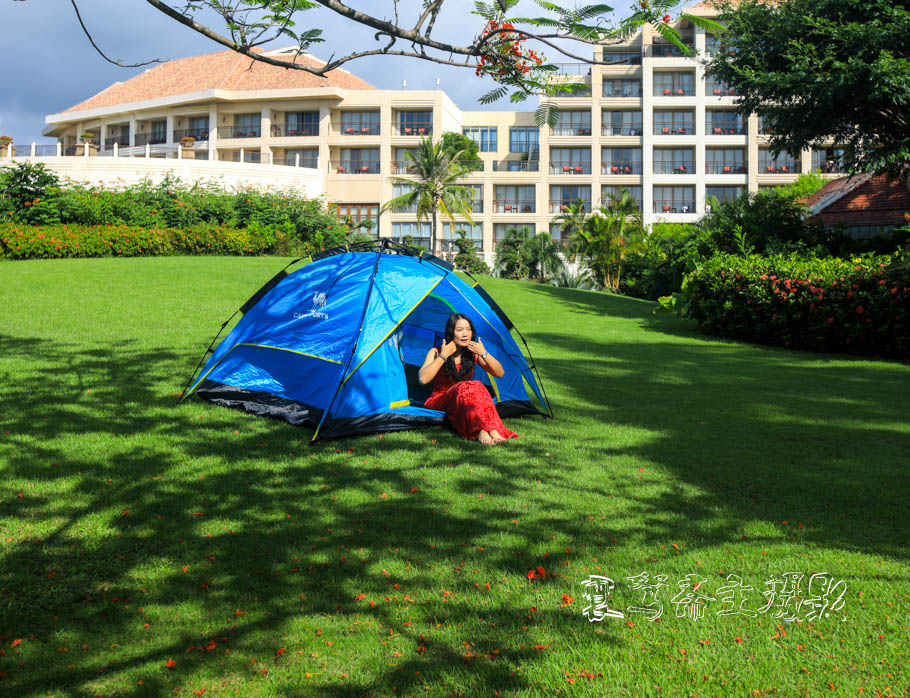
801;174;910;231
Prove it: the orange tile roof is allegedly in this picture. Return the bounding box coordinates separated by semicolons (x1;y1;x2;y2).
64;49;375;113
803;173;910;228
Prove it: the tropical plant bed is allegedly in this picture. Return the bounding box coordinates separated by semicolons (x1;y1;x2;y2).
1;257;908;696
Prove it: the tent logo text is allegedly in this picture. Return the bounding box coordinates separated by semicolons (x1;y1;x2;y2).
294;292;329;320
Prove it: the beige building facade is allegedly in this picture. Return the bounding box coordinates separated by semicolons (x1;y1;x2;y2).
35;5;843;260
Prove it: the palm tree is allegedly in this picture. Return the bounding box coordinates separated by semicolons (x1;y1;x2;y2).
568;189;646;292
381;137;475;254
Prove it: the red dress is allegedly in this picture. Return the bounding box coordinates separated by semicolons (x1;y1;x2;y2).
423;352;518;441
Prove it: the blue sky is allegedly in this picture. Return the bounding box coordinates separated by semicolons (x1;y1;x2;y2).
0;1;638;143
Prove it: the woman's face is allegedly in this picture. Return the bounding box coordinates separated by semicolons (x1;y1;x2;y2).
452;318;473;347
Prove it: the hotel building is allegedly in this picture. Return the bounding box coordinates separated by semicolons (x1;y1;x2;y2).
33;1;843;262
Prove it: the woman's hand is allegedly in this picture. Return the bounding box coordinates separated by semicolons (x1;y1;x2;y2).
467;339;486;357
440;339;458;359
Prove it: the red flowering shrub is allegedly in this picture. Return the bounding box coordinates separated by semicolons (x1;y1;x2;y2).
0;223;272;260
687;252;910;360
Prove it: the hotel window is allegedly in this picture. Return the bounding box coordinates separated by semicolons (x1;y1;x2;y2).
706;110;745;135
602;79;642;97
463;126;498;152
286;111;319;136
653;72;695;96
391;222;431;249
284;148;318;168
812;147;846;173
494;185;536;213
337;148;380;173
335;204;379;235
550;147;591;174
653;148;694;174
550;185;591;213
391;183;418;212
653;110;694;135
340;111;380;135
602;148;642;175
602;110;642;136
705;148;746;174
397;111;433;136
234;114;261;137
442;222;484;250
654;185;695;213
759;148;799;173
549;222;571;246
509;127;539;153
704;76;736;97
151;120;167;143
494;223;535;242
552;111;592;136
705;187;743;206
601;51;641;65
602;185;643;211
465;184;484;213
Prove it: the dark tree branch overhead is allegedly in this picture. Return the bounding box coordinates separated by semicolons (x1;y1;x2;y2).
69;0;163;68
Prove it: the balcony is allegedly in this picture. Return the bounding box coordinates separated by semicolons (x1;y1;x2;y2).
654;125;693;135
602;162;642;175
173;128;209;142
707;85;738;97
646;43;694;58
708;125;747;135
104;136;129;147
656;87;695;97
654;199;695;213
282;156;318;168
271;123;318;137
134;133;167;146
554;85;592;98
551;63;592;76
759;162;797;174
601;52;642;65
601;125;643;136
461;160;485;172
332;123;380;136
393;124;433;136
222;126;261;139
231;151;263;163
550;200;590;213
654;162;694;174
331;160;380;174
705;162;747;174
550;162;592;175
492;160;539;172
815;160;845;174
550;125;593;136
494;200;536;214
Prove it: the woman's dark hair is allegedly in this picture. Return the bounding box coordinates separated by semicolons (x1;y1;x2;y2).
443;313;476;381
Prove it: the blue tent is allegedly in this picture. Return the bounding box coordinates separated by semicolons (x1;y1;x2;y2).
181;240;552;442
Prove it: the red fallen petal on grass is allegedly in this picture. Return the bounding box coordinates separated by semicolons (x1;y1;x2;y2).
562;594;574;604
370;601;376;608
16;494;23;499
626;621;635;627
393;651;405;657
11;639;22;648
191;512;204;517
235;609;244;616
355;593;366;600
527;570;536;579
166;658;176;668
671;543;680;551
121;509;130;516
536;566;546;577
380;493;388;499
735;637;743;643
485;582;491;590
410;488;418;493
276;648;286;656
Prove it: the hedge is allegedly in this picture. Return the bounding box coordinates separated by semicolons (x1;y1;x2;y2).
686;252;910;360
0;223;274;260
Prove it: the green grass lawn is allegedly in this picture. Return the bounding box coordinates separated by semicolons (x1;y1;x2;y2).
1;256;908;697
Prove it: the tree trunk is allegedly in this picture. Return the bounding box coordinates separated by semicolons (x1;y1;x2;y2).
430;199;439;255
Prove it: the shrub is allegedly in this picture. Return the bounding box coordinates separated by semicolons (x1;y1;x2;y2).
686;250;910;360
0;161;61;224
451;230;490;275
0;223;273;260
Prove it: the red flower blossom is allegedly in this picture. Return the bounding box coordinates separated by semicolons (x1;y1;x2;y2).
856;305;864;314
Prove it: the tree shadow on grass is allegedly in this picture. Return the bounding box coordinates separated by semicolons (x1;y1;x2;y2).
1;323;908;695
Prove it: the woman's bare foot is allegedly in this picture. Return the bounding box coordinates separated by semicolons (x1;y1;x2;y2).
489;430;507;443
477;430;494;445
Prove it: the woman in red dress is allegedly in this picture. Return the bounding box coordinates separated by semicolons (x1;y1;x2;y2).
418;313;518;445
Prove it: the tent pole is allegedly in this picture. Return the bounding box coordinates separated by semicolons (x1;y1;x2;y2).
309;249;385;443
176;310;238;405
515;330;554;419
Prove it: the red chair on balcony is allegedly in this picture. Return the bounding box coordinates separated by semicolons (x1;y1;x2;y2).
345;127;354;134
361;126;370;134
562;165;571;173
723;165;732;173
522;205;532;212
663;204;672;212
662;127;670;135
765;165;775;172
560;204;568;212
337;166;346;174
403;127;412;135
575;165;583;174
713;88;723;96
360;165;370;173
504;204;512;212
781;165;790;173
678;127;687;134
611;165;619;174
713;127;723;135
624;165;633;174
418;128;427;135
676;89;685;95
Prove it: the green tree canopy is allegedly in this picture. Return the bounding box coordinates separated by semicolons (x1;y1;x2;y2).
705;0;910;178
